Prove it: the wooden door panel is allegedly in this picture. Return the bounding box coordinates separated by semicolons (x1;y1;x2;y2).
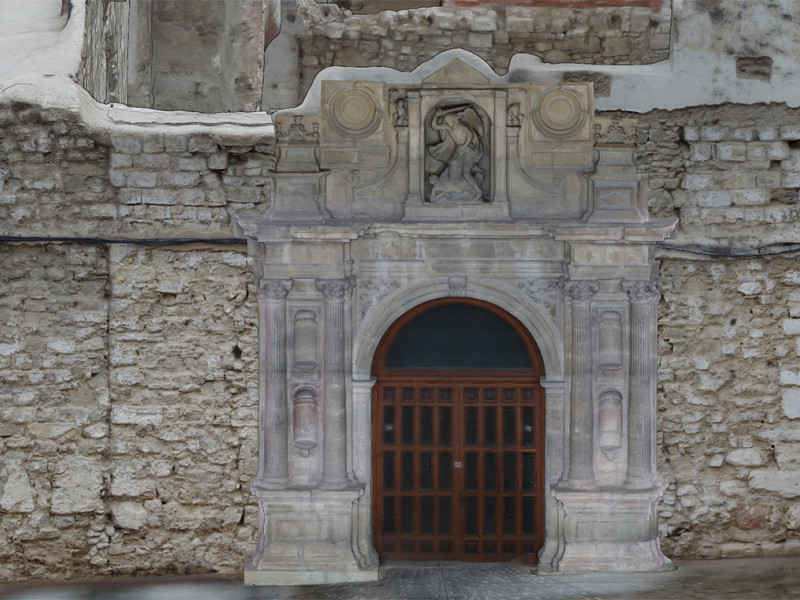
373;378;544;563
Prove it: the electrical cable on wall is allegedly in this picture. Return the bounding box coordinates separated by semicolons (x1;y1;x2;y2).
656;241;800;258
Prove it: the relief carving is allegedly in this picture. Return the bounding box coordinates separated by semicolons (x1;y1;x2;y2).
562;279;600;303
327;85;381;139
358;279;401;320
594;118;639;145
316;276;356;301
532;87;587;140
389;90;408;127
276;116;320;142
425;102;489;203
622;279;661;303
519;278;562;321
259;278;293;300
507;102;523;127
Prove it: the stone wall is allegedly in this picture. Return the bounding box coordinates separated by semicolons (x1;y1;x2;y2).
0;103;273;238
5;94;800;581
0;102;266;581
0;243;110;580
624;103;800;559
280;1;671;106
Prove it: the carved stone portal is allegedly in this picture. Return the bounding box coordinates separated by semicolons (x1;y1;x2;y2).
234;51;677;585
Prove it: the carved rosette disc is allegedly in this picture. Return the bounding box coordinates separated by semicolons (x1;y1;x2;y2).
533;87;586;139
329;87;380;138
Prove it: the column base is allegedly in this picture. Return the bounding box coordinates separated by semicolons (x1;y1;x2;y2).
246;486;380;585
540;486;674;573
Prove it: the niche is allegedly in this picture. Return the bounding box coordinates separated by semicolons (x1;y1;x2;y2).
598;311;623;370
425;100;491;204
293;388;319;457
293;309;318;372
598;390;623;453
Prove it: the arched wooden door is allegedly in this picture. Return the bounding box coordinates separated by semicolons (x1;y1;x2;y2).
372;299;545;563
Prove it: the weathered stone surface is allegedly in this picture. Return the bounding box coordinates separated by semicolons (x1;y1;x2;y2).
725;448;763;467
0;468;36;513
51;458;104;514
733;505;772;530
749;470;800;498
111;501;148;530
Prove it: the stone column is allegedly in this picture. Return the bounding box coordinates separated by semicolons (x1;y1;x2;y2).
563;280;599;489
316;277;355;489
622;279;660;488
258;278;293;485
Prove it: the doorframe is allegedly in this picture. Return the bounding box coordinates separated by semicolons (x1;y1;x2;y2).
369;297;548;563
350;279;566;572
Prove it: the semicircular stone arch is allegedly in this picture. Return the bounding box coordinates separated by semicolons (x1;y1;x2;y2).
353;277;564;384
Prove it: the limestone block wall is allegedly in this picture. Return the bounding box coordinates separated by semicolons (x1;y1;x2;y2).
0;102;267;581
285;0;670;104
0;103;273;238
5;94;800;580
624;103;800;559
0;243;110;580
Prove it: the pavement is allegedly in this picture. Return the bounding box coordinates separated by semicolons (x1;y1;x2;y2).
1;557;799;600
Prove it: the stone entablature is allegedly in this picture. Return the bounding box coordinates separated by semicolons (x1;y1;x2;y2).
234;52;677;584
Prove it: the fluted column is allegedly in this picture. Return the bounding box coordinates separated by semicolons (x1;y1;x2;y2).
316;277;355;489
622;279;661;488
258;278;293;485
563;280;599;489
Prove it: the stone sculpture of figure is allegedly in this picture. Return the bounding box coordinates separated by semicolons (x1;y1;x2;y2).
427;105;485;203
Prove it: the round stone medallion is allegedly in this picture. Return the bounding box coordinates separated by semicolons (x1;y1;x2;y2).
533;87;586;139
329;87;380;138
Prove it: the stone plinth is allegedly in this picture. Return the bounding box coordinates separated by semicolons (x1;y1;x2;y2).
246;486;379;585
545;487;674;573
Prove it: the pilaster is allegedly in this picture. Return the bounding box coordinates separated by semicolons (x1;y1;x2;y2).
257;278;292;486
622;279;662;488
562;279;599;489
316;277;356;489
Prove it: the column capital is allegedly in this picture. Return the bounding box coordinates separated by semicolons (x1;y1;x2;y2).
622;279;661;303
316;276;355;301
259;278;293;301
562;279;600;303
